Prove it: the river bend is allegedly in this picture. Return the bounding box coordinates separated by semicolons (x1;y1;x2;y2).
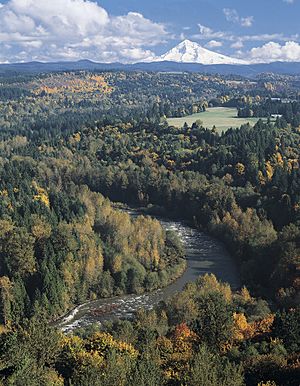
57;212;240;332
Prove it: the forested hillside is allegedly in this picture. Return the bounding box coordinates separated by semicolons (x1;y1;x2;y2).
0;70;299;385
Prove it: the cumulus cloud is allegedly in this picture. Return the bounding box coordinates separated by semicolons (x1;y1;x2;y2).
249;41;300;63
192;23;300;63
0;0;168;63
223;8;254;27
206;40;223;48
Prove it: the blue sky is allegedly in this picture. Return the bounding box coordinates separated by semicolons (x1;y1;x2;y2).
98;0;300;50
0;0;299;63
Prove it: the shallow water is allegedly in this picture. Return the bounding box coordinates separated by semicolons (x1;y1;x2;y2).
57;211;240;333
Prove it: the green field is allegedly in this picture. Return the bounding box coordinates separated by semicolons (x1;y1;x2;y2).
167;107;267;133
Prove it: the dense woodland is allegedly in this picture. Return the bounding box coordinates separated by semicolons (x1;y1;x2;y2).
1;275;299;386
0;70;299;385
238;99;300;127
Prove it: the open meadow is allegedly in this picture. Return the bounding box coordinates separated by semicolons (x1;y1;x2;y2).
167;107;268;132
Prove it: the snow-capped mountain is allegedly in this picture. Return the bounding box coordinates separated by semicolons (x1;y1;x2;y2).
150;39;248;65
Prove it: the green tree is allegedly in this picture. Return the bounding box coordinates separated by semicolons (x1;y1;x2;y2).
192;292;233;350
128;352;163;386
0;317;61;386
2;227;36;278
188;345;244;386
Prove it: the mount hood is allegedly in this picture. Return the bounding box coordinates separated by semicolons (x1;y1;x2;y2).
149;39;248;65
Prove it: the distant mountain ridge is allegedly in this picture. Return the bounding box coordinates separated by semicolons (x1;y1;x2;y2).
1;59;300;77
151;39;248;65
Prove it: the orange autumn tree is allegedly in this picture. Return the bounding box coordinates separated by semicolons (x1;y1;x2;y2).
157;323;198;381
232;312;275;342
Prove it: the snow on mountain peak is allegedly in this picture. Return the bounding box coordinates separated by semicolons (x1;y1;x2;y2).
150;40;248;65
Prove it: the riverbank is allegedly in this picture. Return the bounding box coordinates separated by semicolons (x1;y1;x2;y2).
55;209;239;332
53;256;187;331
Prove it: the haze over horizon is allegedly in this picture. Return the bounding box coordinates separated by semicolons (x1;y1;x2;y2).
0;0;300;64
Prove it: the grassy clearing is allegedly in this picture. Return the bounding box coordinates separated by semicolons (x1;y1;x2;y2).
167;107;268;133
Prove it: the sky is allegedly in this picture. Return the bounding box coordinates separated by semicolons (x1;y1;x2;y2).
0;0;300;63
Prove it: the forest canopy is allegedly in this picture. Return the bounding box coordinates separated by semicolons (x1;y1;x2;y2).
0;70;299;385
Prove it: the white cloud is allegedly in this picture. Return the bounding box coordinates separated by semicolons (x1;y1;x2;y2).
223;8;239;24
240;16;254;28
223;8;254;27
191;23;300;63
194;24;283;43
193;24;299;46
198;24;214;36
206;40;223;48
0;0;168;63
195;24;227;40
241;33;299;42
249;41;300;63
283;0;294;4
179;32;187;41
231;41;244;49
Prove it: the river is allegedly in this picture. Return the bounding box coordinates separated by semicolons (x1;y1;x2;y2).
57;210;240;333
